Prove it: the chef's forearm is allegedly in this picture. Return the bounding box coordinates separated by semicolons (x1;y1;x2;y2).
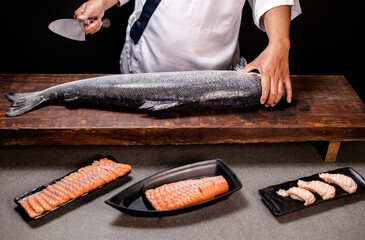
100;0;120;11
263;5;291;50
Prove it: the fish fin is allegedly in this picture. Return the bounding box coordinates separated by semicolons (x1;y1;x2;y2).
138;100;182;111
5;92;46;117
64;96;79;102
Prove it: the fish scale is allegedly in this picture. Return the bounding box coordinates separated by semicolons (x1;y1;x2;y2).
5;70;263;117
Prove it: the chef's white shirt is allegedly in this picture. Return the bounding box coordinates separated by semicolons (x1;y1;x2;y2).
117;0;301;73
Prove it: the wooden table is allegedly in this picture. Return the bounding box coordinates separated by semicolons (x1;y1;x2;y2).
1;74;364;162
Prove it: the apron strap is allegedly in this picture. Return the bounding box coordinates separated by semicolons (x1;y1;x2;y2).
130;0;162;44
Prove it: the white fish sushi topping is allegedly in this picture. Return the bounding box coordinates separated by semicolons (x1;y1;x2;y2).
277;187;316;206
297;180;336;200
319;173;357;194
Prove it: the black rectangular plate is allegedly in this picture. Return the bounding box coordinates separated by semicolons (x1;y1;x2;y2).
105;159;242;217
258;167;365;216
14;155;131;220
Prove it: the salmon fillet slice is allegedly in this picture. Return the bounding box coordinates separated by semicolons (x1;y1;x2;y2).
18;199;37;218
145;175;229;210
34;193;53;211
27;195;44;214
18;158;131;218
297;180;336;200
46;185;71;204
319;173;357;194
41;188;61;207
277;187;316;206
60;177;85;196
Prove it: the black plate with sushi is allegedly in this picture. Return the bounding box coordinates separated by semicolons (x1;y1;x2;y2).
14;155;131;220
105;159;242;217
258;167;365;216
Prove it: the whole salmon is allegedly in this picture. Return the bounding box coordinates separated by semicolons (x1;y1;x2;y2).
5;70;262;117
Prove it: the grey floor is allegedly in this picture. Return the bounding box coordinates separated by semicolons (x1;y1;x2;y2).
1;142;364;240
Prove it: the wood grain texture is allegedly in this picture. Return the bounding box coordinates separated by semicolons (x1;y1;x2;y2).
1;74;364;145
325;141;341;162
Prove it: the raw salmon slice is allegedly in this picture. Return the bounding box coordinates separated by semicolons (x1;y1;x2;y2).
297;180;336;200
41;188;61;207
277;187;316;206
27;195;44;214
145;175;229;210
46;185;71;204
18;158;131;218
18;199;37;218
319;173;357;194
34;193;53;211
60;178;84;196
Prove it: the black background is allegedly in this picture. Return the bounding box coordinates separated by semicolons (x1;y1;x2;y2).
1;1;363;101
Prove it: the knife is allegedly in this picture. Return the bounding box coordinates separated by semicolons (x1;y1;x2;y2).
48;18;110;41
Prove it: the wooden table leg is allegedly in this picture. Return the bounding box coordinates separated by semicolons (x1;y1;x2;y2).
324;141;341;162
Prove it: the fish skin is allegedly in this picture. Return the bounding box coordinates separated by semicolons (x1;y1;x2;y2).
5;70;262;117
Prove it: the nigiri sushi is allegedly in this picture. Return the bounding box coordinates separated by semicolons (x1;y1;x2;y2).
276;187;316;206
297;180;336;200
319;173;357;193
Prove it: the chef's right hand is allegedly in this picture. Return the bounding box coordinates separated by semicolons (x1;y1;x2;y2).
74;0;105;34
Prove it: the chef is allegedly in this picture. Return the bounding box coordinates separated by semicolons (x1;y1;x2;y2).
74;0;301;107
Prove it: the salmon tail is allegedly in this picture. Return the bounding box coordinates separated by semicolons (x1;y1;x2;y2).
5;92;46;117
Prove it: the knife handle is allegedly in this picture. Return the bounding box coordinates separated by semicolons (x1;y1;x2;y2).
101;18;111;28
84;18;110;28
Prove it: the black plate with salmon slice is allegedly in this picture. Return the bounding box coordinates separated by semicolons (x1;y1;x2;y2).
14;155;131;220
258;167;365;216
105;159;242;217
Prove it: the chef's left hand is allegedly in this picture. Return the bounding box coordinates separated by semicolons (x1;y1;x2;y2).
242;5;292;107
242;41;291;107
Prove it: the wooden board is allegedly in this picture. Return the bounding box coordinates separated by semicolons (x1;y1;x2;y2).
0;74;364;145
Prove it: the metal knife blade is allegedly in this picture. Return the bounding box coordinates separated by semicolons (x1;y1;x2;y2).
49;19;85;41
48;18;111;41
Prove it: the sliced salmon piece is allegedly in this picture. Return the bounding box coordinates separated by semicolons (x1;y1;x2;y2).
55;181;78;199
97;159;131;177
34;193;53;211
46;185;70;205
61;177;84;196
319;173;357;193
27;195;44;214
145;175;229;210
76;177;93;193
297;180;336;200
81;169;103;190
99;170;117;183
18;199;38;218
112;165;131;177
277;187;316;206
52;181;72;198
89;167;107;187
18;158;131;217
41;188;61;207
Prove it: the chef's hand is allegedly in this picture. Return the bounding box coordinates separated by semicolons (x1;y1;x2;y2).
243;5;292;107
243;41;291;107
74;0;118;34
